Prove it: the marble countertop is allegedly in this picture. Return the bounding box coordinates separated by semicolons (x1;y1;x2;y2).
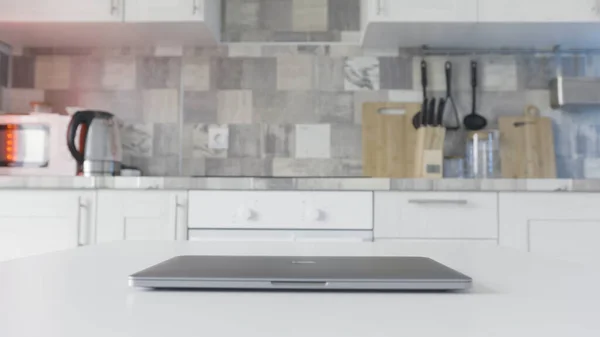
1;241;599;337
0;176;598;192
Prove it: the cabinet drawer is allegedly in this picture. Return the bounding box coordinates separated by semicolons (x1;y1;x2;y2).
188;191;373;230
189;230;373;242
375;192;498;239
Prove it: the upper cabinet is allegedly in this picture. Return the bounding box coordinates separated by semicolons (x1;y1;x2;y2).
367;0;477;22
0;0;221;46
362;0;600;48
0;0;124;22
479;0;598;22
126;0;204;22
361;0;479;48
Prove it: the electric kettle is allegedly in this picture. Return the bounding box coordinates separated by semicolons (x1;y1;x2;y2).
67;110;122;176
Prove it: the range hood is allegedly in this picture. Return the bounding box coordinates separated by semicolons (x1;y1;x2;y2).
550;76;600;109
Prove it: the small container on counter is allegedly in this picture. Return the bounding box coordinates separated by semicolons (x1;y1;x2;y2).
443;156;465;178
465;130;501;179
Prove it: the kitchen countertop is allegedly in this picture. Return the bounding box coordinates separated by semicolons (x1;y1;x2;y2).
0;241;598;337
0;176;599;191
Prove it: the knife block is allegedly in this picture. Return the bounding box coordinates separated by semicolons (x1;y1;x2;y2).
414;126;446;178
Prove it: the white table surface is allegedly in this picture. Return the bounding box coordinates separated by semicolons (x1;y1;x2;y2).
0;241;599;337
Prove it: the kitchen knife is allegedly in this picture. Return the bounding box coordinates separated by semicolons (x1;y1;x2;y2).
428;98;436;127
436;98;446;127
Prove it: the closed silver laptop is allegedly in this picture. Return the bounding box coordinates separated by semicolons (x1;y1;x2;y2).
129;256;472;291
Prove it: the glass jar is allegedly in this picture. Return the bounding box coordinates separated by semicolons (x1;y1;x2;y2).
465;130;501;179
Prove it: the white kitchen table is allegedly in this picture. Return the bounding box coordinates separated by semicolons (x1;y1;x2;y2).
0;241;599;337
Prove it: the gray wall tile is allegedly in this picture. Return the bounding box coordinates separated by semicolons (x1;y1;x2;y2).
317;92;354;123
242;57;277;90
344;57;380;91
517;55;556;90
259;0;293;31
212;58;243;90
102;56;136;90
229;124;262;157
254;91;317;123
71;56;103;90
313;56;344;91
328;0;360;31
292;0;328;32
182;124;228;158
121;123;153;157
225;0;261;30
137;57;181;89
272;32;310;42
183;91;218;123
308;31;341;42
218;90;253;123
277;55;313;90
206;158;242;176
44;90;78;115
11;56;35;89
153;123;179;156
145;156;180;176
261;124;295;157
182;158;206;176
379;56;412;90
272;159;362;176
331;125;361;159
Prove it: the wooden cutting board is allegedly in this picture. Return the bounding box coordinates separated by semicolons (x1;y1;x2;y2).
362;102;421;178
498;106;557;178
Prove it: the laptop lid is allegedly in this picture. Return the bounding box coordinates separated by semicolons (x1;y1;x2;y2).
129;256;472;291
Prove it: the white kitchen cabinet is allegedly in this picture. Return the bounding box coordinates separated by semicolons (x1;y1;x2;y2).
126;0;204;22
188;191;373;230
95;191;187;243
0;190;95;261
366;0;477;23
479;0;598;22
0;0;124;22
374;192;498;240
0;0;220;46
499;193;600;266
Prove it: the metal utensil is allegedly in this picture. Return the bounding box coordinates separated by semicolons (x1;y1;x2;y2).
443;61;461;130
463;60;487;131
413;60;428;129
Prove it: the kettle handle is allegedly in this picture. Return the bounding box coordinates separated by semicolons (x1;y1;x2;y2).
67;111;95;164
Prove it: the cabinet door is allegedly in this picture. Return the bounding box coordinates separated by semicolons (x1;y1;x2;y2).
0;0;124;22
0;191;93;261
96;191;187;243
499;193;600;266
125;0;204;22
375;192;498;239
371;0;477;22
479;0;597;22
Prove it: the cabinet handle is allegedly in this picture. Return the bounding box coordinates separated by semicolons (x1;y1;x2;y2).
408;199;468;205
76;197;87;247
174;197;184;240
376;0;387;15
110;0;119;16
193;0;199;15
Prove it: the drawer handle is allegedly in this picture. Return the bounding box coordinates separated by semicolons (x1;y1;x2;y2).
305;208;322;221
237;207;254;221
408;199;468;205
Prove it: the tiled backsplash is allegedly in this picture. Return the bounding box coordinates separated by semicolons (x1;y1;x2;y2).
0;0;598;178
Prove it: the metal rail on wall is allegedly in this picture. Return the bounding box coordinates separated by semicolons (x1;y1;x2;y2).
406;45;600;56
